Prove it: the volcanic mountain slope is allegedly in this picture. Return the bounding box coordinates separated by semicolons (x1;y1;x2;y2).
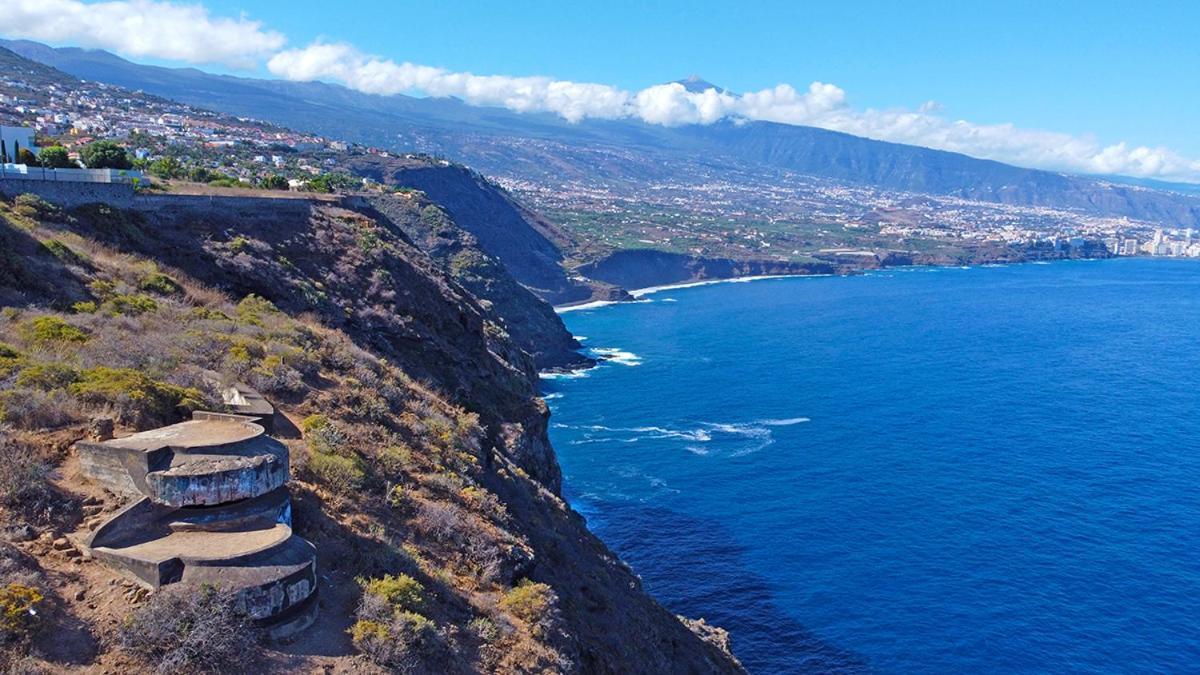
7;38;1200;227
0;190;742;673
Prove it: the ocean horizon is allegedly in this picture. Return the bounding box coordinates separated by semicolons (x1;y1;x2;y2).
544;258;1200;673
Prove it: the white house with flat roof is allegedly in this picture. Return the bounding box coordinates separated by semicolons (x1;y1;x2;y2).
0;126;36;161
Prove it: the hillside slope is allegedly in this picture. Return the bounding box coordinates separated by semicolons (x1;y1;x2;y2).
0;190;742;673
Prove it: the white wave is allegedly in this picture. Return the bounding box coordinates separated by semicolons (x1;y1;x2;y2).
590;347;643;366
542;392;563;400
758;417;811;426
574;335;588;342
629;274;817;298
661;298;678;302
571;424;712;442
539;366;596;380
731;437;776;457
556;299;652;313
704;422;772;437
556;300;621;313
685;445;711;456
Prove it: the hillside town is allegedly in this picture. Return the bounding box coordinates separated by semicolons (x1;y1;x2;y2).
2;49;1198;262
0;57;391;192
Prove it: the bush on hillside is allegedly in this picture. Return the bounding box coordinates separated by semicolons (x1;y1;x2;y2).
0;389;80;431
499;580;556;624
0;431;52;518
117;584;255;674
101;293;158;317
40;240;87;267
18;317;88;345
351;575;441;669
360;573;425;612
306;451;365;496
138;271;182;296
68;367;203;426
13;194;64;222
14;363;79;391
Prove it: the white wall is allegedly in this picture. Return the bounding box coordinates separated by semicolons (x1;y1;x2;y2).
0;126;36;157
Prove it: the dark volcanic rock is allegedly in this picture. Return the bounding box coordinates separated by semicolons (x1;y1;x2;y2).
577;248;837;290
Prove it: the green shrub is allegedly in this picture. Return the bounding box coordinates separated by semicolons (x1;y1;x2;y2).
41;240;86;266
15;363;79;391
0;343;19;359
303;417;348;456
80;140;131;170
307;451;365;495
499;580;555;623
234;294;280;326
361;574;425;612
37;146;73;169
0;583;43;638
19;317;88;345
87;279;115;300
300;414;330;433
250;354;304;394
350;611;437;669
377;444;414;479
72;301;98;314
468;617;500;644
138;271;182;296
259;174;289;190
13;193;63;222
103;294;158;317
69;367;203;424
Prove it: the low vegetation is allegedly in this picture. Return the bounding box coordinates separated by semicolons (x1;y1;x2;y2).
117;585;255;674
0;191;728;673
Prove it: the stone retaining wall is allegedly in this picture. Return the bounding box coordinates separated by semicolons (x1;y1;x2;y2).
0;178;135;208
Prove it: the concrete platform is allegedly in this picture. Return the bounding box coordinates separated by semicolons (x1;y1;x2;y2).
90;523;292;588
78;414;288;504
78;403;318;638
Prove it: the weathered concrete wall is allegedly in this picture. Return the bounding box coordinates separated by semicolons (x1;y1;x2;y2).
130;192;320;216
0;178;135;208
146;453;288;507
77;441;149;496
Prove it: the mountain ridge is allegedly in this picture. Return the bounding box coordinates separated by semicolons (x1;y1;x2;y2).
7;38;1199;229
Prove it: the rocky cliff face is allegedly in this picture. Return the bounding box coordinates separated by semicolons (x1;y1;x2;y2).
359;193;593;370
0;190;742;673
350;160;598;305
577;248;838;290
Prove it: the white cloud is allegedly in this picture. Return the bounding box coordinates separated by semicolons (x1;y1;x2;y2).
268;42;1200;182
4;0;1198;183
1;0;285;68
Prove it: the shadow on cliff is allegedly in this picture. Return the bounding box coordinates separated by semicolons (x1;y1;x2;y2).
580;500;869;674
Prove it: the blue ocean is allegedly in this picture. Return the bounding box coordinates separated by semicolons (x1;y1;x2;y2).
542;259;1200;673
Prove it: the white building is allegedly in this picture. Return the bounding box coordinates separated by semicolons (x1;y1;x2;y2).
0;126;36;160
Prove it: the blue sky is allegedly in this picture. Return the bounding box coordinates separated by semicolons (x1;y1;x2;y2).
199;0;1199;157
5;0;1199;180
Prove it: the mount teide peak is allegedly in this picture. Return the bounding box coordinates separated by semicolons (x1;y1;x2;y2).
673;75;730;94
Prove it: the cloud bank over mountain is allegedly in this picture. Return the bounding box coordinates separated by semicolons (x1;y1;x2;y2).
4;0;284;68
3;0;1198;182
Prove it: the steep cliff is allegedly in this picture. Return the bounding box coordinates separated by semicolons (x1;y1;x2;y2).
0;190;742;673
350;159;598;305
359;192;592;371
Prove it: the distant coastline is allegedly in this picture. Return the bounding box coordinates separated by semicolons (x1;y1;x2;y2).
556;274;818;313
